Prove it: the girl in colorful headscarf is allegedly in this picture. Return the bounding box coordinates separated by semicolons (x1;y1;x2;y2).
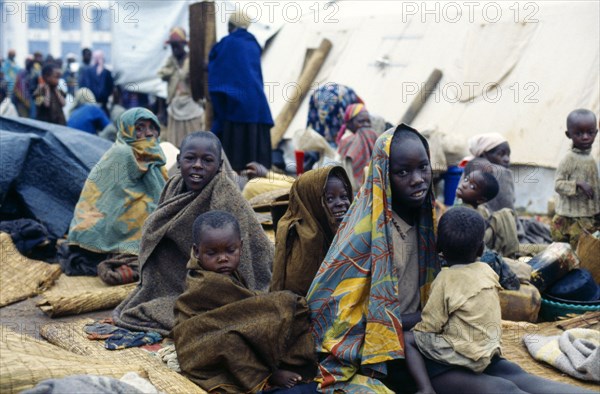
62;108;167;276
336;103;379;192
270;166;352;296
307;124;440;392
307;83;363;144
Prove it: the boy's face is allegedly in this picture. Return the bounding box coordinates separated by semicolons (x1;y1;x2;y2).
483;142;510;168
456;171;487;205
192;224;242;275
324;176;352;225
45;69;61;87
178;137;222;193
389;137;432;209
566;114;598;150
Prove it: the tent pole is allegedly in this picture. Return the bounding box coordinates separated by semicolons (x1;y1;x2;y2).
270;39;333;149
400;68;443;125
189;0;216;129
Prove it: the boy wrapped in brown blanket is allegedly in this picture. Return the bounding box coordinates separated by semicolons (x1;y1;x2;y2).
173;256;316;393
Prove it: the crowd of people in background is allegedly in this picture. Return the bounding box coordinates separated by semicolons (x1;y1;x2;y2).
0;46;157;141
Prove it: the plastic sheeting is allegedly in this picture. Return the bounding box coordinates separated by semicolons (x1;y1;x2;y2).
0;116;111;239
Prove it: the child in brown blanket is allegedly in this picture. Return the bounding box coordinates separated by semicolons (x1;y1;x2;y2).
173;211;316;393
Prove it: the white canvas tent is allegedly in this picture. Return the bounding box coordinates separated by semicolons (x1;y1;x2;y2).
261;0;599;212
111;0;598;212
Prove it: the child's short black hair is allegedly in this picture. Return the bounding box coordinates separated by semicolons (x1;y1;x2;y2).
463;158;495;175
567;109;596;129
41;64;57;78
180;131;222;161
438;206;485;262
479;172;499;201
192;210;240;244
463;162;500;202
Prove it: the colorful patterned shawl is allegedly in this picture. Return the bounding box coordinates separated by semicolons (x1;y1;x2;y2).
338;127;379;189
307;83;363;144
307;125;440;393
68;108;167;255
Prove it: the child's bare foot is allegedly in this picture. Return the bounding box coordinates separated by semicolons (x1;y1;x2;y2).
270;369;302;388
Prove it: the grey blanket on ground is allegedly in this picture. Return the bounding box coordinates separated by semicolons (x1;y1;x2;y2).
112;172;273;336
517;217;552;244
524;328;600;382
21;374;156;394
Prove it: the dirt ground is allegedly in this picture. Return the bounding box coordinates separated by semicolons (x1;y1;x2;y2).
0;296;112;341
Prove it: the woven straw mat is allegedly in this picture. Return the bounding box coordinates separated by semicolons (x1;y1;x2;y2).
40;318;205;394
0;326;146;393
0;232;62;308
37;274;136;317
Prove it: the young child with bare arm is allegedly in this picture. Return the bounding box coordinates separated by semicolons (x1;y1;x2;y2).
551;109;600;249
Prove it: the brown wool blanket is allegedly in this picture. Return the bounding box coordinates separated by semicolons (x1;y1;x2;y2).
113;172;273;336
270;166;351;296
173;258;316;393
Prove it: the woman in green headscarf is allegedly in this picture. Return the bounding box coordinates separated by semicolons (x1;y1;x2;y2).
60;108;168;276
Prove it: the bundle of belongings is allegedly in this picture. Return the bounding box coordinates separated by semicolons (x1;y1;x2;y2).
0;219;55;261
96;255;140;286
477;249;542;323
477;205;551;259
527;242;600;320
489;232;600;324
576;230;600;283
